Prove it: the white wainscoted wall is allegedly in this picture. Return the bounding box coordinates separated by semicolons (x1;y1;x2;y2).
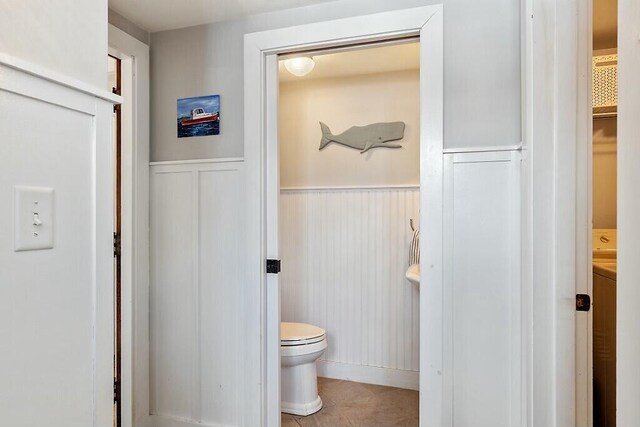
442;150;522;427
0;55;118;427
280;186;420;389
150;159;244;427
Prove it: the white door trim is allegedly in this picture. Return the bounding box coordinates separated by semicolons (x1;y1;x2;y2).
574;0;594;424
0;51;120;104
523;0;592;425
108;24;151;427
243;6;444;427
617;0;640;424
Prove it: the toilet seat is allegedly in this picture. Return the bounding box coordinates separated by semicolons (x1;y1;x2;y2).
281;322;326;346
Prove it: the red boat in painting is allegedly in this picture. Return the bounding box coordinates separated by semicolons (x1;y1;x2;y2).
180;107;219;126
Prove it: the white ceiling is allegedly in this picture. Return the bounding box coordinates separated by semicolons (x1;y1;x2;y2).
109;0;337;32
279;42;420;83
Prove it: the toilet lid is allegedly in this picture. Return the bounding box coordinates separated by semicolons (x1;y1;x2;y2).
281;322;325;345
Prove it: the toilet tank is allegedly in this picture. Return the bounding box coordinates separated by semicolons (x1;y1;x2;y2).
593;229;617;260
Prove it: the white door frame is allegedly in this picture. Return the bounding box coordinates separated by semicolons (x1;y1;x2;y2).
523;0;593;425
243;6;444;427
108;25;151;427
527;1;640;424
574;0;594;424
617;0;640;424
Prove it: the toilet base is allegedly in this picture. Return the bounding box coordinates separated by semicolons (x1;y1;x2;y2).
282;395;323;416
281;337;327;417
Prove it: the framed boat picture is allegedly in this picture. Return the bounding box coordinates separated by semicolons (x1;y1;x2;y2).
177;94;220;138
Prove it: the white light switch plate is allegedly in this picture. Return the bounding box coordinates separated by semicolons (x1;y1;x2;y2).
14;186;54;251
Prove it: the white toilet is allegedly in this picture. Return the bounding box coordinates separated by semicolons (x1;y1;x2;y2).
280;322;327;416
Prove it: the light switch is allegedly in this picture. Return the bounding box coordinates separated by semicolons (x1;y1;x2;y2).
14;186;54;251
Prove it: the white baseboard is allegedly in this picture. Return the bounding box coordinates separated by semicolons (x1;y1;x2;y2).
147;414;228;427
317;360;419;391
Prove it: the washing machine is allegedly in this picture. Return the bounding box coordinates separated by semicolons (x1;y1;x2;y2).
592;229;616;427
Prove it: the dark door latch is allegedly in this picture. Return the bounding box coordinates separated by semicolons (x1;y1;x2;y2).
266;259;281;274
576;294;591;312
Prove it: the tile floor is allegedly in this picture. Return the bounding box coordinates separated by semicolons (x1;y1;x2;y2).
281;377;419;427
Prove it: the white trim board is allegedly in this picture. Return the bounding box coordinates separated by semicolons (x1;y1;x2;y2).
244;5;443;427
0;51;120;104
108;24;151;427
149;157;245;166
523;0;593;424
442;144;523;154
317;361;419;391
280;184;420;192
0;61;116;116
617;0;640;424
148;414;228;427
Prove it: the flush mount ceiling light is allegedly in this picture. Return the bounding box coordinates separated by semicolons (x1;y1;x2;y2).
283;56;315;77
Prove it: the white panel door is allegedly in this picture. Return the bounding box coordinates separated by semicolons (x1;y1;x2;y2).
0;68;115;426
443;151;522;427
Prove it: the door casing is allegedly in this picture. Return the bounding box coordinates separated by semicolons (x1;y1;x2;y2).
522;0;593;424
243;5;444;427
108;24;151;427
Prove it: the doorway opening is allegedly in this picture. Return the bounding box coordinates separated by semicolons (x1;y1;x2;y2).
108;53;122;427
590;0;618;426
575;0;619;425
244;6;443;427
276;39;421;426
107;24;151;427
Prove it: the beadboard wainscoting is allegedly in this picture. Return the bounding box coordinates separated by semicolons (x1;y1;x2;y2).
279;186;421;390
150;159;244;427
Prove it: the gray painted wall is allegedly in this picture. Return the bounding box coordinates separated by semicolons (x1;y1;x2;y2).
150;0;521;161
108;9;151;45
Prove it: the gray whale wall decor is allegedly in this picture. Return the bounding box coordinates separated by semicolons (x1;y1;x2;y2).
319;122;406;153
